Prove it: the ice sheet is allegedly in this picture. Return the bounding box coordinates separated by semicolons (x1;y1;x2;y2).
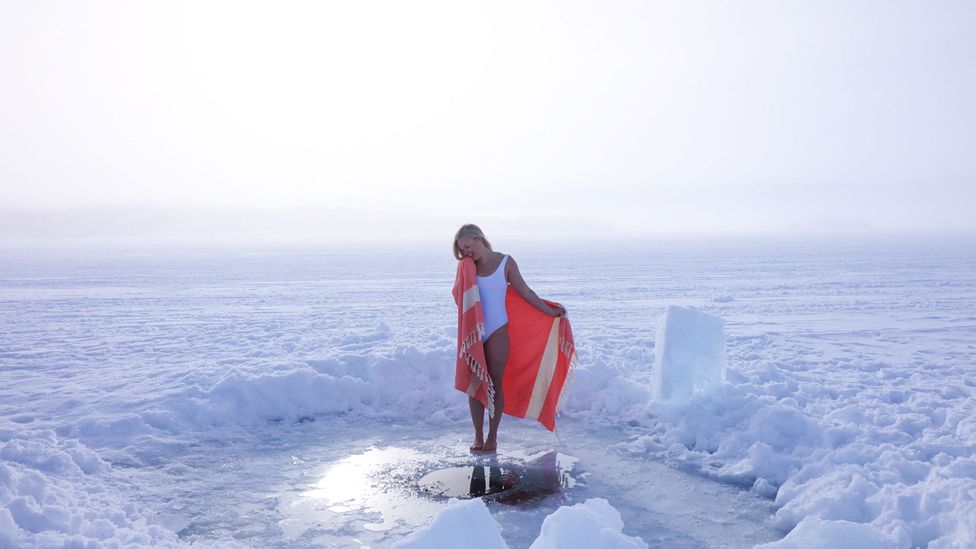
2;239;974;547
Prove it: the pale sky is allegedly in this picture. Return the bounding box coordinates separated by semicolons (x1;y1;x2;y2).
2;0;974;242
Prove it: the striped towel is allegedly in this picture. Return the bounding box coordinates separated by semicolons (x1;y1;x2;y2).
453;257;494;417
452;258;576;431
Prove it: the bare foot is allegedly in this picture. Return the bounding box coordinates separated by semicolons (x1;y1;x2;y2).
480;439;497;453
469;440;484;452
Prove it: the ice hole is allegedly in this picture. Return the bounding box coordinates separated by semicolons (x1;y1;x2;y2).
418;451;576;504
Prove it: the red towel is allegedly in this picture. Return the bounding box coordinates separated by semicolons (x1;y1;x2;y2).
453;258;576;431
453;258;494;417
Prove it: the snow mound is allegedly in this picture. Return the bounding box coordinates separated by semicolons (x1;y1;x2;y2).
395;497;646;549
562;360;652;420
530;498;648;549
0;430;182;547
158;346;462;429
756;516;890;548
632;341;976;548
651;306;726;402
392;498;506;549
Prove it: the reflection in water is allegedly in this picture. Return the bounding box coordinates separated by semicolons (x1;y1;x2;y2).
419;466;517;499
469;465;512;497
297;447;434;533
418;451;576;504
281;447;580;545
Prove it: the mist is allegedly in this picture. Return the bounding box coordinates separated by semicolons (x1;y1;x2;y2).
2;1;975;245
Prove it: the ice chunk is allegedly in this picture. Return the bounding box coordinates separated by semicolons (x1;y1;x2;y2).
393;498;507;549
529;498;647;549
651;306;726;402
394;497;646;549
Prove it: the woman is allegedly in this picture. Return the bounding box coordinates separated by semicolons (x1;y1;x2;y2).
453;224;566;452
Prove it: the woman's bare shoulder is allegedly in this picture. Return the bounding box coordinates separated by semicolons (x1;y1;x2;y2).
503;254;520;281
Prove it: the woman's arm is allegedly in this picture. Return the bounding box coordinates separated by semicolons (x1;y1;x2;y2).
506;256;566;317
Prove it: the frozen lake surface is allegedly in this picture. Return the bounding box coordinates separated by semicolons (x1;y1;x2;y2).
1;238;974;547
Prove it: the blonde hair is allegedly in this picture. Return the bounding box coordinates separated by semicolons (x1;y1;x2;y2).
453;224;492;260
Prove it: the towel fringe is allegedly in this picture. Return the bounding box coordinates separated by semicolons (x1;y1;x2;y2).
458;322;486;357
559;336;575;361
454;258;495;418
555;340;578;412
460;338;495;418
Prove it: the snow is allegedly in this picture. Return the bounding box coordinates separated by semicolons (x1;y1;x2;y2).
162;349;459;428
1;239;975;547
651;305;727;402
756;516;891;549
0;430;183;547
529;498;648;549
393;497;646;549
392;498;507;549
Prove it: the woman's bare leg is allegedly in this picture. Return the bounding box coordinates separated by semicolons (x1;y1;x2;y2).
482;325;510;452
468;397;485;451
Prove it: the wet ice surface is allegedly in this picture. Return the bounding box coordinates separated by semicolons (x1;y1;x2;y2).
2;238;975;547
271;431;588;546
114;419;778;548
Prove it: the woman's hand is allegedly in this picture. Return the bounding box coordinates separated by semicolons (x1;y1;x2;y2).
550;304;567;318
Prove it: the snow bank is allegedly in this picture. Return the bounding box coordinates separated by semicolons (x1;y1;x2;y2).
651;306;726;402
152;345;463;430
394;498;646;549
562;359;651;420
756;516;890;549
0;429;182;547
627;376;976;547
629;342;976;548
529;498;648;549
392;498;507;549
556;301;976;548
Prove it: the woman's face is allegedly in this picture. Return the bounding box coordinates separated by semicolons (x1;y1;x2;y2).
456;236;485;261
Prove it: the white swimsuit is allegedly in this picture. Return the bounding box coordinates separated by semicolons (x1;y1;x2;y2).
476;255;509;340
